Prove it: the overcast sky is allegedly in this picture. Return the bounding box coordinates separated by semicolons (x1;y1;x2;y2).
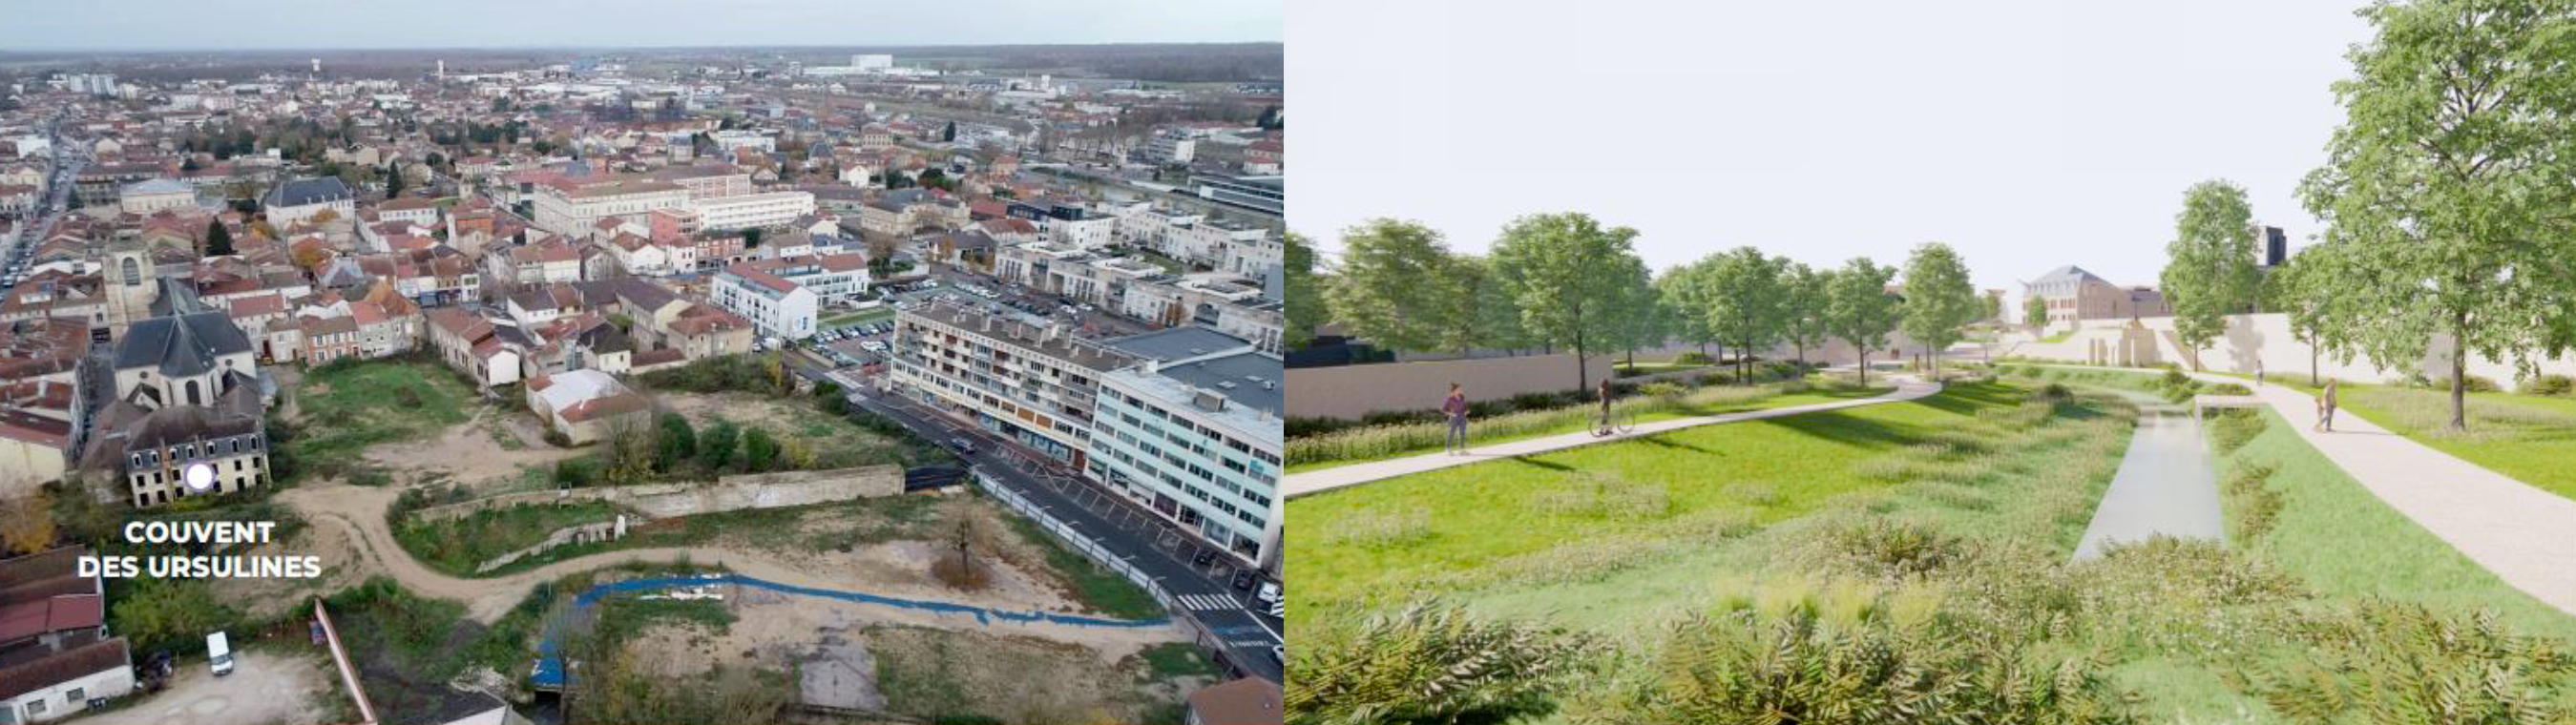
2;0;1283;50
1290;0;2376;300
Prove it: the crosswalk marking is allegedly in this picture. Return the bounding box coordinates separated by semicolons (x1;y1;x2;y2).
1177;593;1238;611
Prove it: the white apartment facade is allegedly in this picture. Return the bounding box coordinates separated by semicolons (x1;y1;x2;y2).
1089;346;1283;569
691;191;815;232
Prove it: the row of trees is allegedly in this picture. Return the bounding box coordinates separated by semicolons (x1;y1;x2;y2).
2148;0;2576;432
1319;215;1993;390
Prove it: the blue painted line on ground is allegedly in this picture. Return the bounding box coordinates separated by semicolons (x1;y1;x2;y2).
530;573;1170;689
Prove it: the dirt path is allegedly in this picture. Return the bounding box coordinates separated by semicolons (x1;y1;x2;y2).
362;406;585;487
274;483;1186;649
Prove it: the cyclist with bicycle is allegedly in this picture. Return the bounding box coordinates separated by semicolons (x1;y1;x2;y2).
1596;378;1615;436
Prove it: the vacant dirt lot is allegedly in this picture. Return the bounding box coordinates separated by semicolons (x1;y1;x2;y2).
87;650;339;725
621;590;1194;720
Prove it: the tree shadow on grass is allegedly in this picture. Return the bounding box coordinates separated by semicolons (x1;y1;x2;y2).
1766;409;1937;453
1631;435;1719;457
1907;383;2024;416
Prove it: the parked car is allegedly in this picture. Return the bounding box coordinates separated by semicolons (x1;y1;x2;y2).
1255;581;1282;607
947;437;977;456
207;632;235;676
1231;570;1256;591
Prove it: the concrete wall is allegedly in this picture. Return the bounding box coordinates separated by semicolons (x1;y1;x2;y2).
2004;313;2576;384
410;466;905;523
1285;353;1614;421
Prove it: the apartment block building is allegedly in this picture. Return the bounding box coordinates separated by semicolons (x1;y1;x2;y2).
1089;328;1282;568
890;302;1130;466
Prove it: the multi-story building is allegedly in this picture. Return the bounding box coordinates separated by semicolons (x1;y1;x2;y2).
99;404;269;508
262;176;356;227
1193;175;1282;217
531;175;691;237
2023;265;2173;331
709;263;818;342
890;302;1131;466
691;191;815;232
115;179;197;216
646;163;754;200
1088;328;1282;568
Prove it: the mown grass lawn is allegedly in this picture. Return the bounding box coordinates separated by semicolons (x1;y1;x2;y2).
1287;381;2045;612
2218;406;2576;642
1287;382;1893;473
2184;370;2576;502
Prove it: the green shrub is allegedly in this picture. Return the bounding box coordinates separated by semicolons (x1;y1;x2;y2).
1675;351;1713;365
2523;374;2575;397
2207;408;2266;454
1803;519;1971;580
2236;600;2576;723
1583;600;2137;725
2205;383;2251;396
1286;601;1593;725
2463;375;2502;393
2221;462;2284;542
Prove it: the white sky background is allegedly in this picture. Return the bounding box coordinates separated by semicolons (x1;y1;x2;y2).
1289;0;2376;300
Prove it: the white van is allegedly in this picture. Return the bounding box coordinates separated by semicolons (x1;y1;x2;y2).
207;632;235;676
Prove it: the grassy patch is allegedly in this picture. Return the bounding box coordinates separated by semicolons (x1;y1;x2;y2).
1130;642;1218;681
392;502;625;576
2326;384;2576;502
999;514;1164;620
283;359;479;466
1288;380;1892;471
1287;381;2079;613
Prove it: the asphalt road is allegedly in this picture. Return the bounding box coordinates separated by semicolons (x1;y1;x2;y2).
854;390;1285;684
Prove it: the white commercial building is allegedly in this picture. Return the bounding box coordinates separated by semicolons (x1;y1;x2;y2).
690;191;815;232
1088;328;1283;569
531;176;691;237
710;262;820;341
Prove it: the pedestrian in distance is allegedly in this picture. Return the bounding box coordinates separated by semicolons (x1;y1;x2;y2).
2317;379;2339;432
1443;383;1470;455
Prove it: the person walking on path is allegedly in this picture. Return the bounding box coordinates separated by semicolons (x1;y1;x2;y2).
1443;383;1471;455
2317;379;2340;432
2255;360;2265;386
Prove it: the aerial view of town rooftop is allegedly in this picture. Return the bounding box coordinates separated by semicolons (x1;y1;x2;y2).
0;2;1287;723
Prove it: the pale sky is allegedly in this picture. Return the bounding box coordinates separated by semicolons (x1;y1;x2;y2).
0;0;1283;50
1289;0;2375;300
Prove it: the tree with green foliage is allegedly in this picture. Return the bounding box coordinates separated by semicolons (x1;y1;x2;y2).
1599;257;1662;367
1781;261;1833;370
1431;254;1496;356
1701;247;1786;384
1283;233;1323;351
2023;292;2048;331
1489;213;1646;397
941;120;957;142
1656;262;1722;361
1899;242;1978;379
743;227;763;249
112;580;238;654
2160;180;2263;371
701;421;740;469
1980;289;2003;323
384;161;405;197
656;413;696;471
1828;258;1902;386
1463;255;1535;355
204;219;234;257
742;426;779;471
1326;219;1460;354
2300;0;2576;431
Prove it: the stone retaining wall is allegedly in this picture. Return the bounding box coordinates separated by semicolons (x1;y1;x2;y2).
410;466;906;524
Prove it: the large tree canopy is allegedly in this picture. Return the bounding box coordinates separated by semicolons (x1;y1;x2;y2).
1700;247;1786;384
1828;258;1902;386
2298;0;2576;430
1490;213;1647;396
1899;242;1979;379
2159;179;2263;370
1326;219;1464;354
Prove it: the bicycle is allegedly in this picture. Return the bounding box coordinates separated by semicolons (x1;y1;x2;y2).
1593;408;1639;437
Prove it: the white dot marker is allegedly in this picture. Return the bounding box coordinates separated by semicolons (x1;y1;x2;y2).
184;463;216;492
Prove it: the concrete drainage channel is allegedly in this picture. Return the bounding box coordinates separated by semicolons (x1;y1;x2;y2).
527;573;1172;692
